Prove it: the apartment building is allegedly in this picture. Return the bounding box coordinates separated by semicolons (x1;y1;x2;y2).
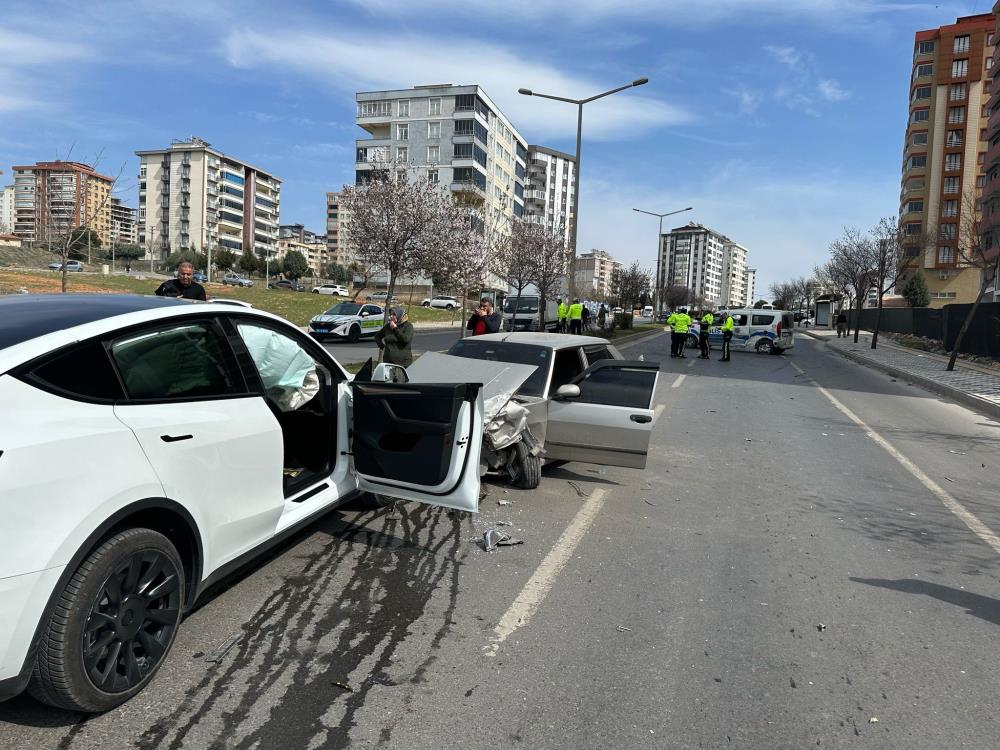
0;185;14;233
901;13;995;306
744;268;758;306
355;84;528;229
276;237;329;277
980;3;1000;301
325;191;354;267
720;241;749;307
524;145;575;246
660;223;726;306
110;197;137;245
11;161;114;244
574;249;622;298
279;223;322;243
136;136;281;262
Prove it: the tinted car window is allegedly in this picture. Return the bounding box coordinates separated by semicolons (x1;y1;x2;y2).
751;314;776;326
732;314;749;326
326;302;361;315
362;305;382;316
111;321;245;400
583;345;616;366
551;348;585;391
446;340;551;397
577;366;656;409
23;340;125;402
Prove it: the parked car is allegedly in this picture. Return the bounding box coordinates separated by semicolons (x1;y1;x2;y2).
0;293;483;711
47;261;84;272
193;271;208;283
502;295;559;331
222;272;254;287
424;295;460;310
313;284;349;296
308;301;385;342
399;333;659;487
369;291;398;303
268;279;304;292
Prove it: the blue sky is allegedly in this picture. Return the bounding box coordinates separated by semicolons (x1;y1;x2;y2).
0;0;985;294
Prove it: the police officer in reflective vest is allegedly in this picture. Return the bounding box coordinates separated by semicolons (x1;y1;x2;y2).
557;298;568;333
720;312;735;362
670;308;692;358
568;298;584;335
699;310;714;359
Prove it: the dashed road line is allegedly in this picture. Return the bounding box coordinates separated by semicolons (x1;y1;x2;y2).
672;374;686;388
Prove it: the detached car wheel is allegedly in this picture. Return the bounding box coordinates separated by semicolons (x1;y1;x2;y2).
29;528;184;712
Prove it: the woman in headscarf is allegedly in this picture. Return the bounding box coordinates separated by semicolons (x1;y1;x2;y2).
373;306;414;366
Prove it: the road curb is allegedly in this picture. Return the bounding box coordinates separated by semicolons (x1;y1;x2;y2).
803;331;1000;421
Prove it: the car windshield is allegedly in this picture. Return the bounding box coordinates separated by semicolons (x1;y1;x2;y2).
503;297;539;313
326;303;361;315
445;340;551;397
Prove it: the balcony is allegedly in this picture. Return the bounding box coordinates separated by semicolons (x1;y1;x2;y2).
450;181;487;201
356;138;391;164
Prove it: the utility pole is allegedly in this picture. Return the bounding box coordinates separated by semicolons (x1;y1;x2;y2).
632;206;693;314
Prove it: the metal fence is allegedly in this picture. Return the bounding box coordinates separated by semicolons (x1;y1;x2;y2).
849;303;1000;357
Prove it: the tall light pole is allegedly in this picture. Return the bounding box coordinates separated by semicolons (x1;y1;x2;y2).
519;77;648;299
633;206;693;314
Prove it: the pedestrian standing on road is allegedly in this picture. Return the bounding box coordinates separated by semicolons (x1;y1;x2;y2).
699;310;714;359
672;307;692;358
557;298;568;333
374;306;414;366
568;298;584;335
597;304;608;330
719;311;735;361
836;311;848;338
155;261;207;301
467;298;502;336
581;305;592;333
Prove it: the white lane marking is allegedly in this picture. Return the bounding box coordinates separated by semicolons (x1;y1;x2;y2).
654;404;665;423
790;360;1000;555
485;488;607;657
687;358;697;368
672;374;686;388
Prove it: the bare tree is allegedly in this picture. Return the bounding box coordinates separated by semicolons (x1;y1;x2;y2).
493;216;537;330
867;216;910;349
612;261;652;312
828;227;875;343
663;284;691;310
528;222;568;332
768;281;796;310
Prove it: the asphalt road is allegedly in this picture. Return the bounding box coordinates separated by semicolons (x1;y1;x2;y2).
3;332;1000;748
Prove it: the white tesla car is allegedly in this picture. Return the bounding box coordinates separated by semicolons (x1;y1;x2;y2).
0;294;483;712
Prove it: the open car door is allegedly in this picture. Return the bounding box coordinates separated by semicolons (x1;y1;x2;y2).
545;360;660;469
350;381;484;512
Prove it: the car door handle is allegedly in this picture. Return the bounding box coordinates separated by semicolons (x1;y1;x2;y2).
630;415;652;424
160;434;193;443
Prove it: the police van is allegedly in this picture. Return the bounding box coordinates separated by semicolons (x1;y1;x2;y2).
694;308;795;354
308;301;385;342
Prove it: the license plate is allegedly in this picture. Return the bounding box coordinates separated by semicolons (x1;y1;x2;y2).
314;328;328;333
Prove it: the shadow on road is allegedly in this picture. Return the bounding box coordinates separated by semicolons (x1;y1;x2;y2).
850;577;1000;628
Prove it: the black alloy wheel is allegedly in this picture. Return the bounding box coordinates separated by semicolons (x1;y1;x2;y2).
348;324;361;343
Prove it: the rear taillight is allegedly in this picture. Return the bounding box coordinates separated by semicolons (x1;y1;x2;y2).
776;320;782;337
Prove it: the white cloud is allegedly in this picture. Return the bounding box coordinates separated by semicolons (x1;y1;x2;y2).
818;79;851;102
725;87;764;115
764;45;802;68
0;29;92;65
222;28;692;141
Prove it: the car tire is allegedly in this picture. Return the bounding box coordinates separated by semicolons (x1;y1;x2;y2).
755;339;774;354
513;441;541;490
28;528;184;713
348;324;361;343
446;304;455;310
421;301;430;307
313;289;320;293
686;334;699;349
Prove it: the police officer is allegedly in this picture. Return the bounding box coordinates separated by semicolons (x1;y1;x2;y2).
666;310;679;357
557;298;568;333
568;298;584;335
699;309;714;359
719;311;735;362
669;307;691;358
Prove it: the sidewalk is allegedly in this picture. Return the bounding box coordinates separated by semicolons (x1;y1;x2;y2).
801;327;1000;419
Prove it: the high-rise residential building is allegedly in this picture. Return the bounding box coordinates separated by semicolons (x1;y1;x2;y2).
901;13;995;306
11;161;114;244
721;241;749;307
524;145;575;246
744;268;758;306
575;249;622;298
980;3;1000;302
135;136;281;262
355;84;528;230
325;191;354;267
660;222;726;306
276;236;329;277
0;184;14;233
110;197;137;246
279;223;322;243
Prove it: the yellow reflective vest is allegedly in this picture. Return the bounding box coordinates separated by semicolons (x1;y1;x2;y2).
557;302;568;320
701;313;714;328
721;315;735;332
672;312;691;333
568;303;584;320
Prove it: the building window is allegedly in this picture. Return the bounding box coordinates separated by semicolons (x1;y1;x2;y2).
397;123;408;141
918;40;935;55
939;224;957;240
427;169;439;184
985;105;994;118
915;63;933;77
912;132;929;145
396;146;408;162
988;57;994;70
948;106;965;124
977;174;987;187
398;99;410;117
950;83;967;100
945;153;961;171
909;155;927;169
954;35;970;54
906;200;924;214
947;129;964;147
938;246;955;263
427;121;441;138
912;109;930;122
913;85;931;100
428;98;441;116
952;59;969;78
427;145;440;162
941;199;958;217
944;176;961;193
980;152;987;164
905;223;923;236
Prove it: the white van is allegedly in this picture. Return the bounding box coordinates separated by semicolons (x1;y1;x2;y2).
706;308;794;354
642;305;654;318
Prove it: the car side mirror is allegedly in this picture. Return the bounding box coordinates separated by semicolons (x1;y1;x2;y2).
554;384;581;400
360;311;369;317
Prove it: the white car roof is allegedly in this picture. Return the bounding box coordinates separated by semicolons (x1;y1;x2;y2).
472;332;608;348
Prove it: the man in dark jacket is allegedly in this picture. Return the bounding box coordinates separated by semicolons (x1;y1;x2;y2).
374;306;415;366
467;298;502;336
155;261;207;301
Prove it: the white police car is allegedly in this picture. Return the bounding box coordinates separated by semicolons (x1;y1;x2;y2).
308;301;384;342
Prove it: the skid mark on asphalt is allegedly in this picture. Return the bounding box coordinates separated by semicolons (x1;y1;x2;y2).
790;360;1000;556
485;488;607;656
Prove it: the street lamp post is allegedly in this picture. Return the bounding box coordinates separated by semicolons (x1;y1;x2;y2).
519;78;648;299
633;206;693;314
